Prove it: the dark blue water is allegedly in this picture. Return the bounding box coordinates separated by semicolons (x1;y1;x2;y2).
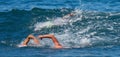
0;0;120;57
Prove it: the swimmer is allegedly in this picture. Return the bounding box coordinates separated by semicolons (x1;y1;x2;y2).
20;34;62;48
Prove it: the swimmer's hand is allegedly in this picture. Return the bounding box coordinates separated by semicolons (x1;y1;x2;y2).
18;44;27;47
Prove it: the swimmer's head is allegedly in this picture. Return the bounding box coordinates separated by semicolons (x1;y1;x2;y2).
69;13;74;16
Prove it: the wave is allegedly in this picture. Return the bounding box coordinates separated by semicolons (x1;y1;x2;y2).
0;8;120;48
25;9;120;48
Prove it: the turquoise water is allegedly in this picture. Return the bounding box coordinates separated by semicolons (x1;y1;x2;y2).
0;0;120;57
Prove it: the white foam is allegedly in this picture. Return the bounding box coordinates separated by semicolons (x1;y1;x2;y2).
34;18;70;31
27;9;114;48
17;44;27;48
32;10;93;48
80;38;91;47
1;41;6;44
17;39;42;47
55;32;92;48
33;10;84;31
34;21;54;31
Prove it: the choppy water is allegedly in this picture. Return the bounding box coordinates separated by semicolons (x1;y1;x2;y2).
0;0;120;57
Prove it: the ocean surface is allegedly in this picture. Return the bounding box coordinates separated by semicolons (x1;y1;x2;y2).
0;0;120;57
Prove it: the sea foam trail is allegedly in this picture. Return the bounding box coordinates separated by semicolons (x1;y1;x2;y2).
34;18;69;31
25;9;120;48
32;9;94;48
34;9;82;31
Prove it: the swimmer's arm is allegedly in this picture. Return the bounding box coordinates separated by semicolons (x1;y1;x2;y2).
38;34;62;48
22;35;40;46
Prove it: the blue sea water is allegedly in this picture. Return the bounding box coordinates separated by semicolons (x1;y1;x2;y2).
0;0;120;57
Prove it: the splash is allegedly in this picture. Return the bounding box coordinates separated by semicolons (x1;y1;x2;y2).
34;17;70;31
34;9;83;31
23;9;120;48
